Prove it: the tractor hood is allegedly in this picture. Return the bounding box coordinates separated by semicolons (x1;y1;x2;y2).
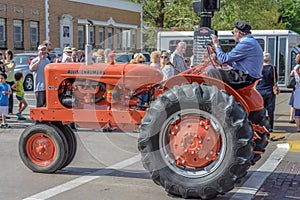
45;62;163;90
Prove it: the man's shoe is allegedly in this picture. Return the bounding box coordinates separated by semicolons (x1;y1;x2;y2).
16;113;26;120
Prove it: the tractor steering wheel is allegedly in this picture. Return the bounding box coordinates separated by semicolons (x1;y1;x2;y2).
206;44;221;68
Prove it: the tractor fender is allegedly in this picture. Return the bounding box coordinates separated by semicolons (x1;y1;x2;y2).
163;74;251;115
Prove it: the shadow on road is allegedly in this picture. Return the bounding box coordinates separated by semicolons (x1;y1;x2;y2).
56;167;151;180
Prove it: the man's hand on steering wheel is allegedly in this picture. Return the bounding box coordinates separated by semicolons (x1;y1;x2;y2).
211;34;220;48
207;43;221;67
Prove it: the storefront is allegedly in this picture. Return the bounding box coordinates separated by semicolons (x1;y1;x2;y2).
0;0;142;52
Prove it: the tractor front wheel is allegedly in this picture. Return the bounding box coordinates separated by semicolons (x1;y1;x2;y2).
19;123;69;173
52;122;77;169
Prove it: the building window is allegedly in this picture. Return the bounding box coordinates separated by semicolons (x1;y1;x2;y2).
122;30;130;51
108;28;113;49
30;21;39;50
116;28;121;50
0;18;6;49
98;27;104;48
89;26;94;46
0;18;7;49
78;25;84;50
14;19;23;50
0;19;4;41
131;29;136;50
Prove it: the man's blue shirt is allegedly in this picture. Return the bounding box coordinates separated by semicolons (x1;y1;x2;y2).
216;34;263;79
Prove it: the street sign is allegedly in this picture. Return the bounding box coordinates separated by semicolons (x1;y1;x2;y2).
193;27;216;65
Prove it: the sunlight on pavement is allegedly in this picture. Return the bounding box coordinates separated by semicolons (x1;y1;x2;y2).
269;132;286;141
288;140;300;152
270;132;285;138
269;132;300;152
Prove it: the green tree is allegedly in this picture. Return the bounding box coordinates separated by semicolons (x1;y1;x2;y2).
131;0;198;30
212;0;285;30
278;0;300;33
129;0;298;49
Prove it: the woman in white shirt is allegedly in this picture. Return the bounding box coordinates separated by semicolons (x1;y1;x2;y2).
160;51;175;81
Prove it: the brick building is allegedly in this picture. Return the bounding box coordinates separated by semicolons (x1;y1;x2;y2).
0;0;142;53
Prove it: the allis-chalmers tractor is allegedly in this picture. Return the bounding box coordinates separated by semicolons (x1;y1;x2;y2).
18;48;269;199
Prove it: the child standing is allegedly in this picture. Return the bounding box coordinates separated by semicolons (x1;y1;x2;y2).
0;73;12;128
12;72;27;120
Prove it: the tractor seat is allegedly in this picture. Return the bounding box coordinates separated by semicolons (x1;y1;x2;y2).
236;79;261;92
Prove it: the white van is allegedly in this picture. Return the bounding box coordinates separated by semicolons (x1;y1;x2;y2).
157;30;300;86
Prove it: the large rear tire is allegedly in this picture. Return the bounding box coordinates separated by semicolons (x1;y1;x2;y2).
138;83;254;199
19;123;69;173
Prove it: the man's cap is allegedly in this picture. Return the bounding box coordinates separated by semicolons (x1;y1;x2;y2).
234;20;251;32
63;47;72;53
38;45;47;50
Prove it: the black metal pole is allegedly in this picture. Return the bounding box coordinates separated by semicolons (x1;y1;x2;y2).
200;12;212;28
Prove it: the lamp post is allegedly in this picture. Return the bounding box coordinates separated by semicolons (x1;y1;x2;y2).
192;0;220;65
193;0;220;28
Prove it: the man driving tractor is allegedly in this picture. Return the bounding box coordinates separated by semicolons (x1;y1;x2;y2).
208;20;264;89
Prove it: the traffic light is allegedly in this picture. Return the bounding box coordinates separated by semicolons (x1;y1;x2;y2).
193;0;220;13
202;0;220;12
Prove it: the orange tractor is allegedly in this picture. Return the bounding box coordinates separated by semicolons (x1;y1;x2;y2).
18;49;269;199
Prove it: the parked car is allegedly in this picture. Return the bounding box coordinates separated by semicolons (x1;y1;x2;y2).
48;51;62;63
115;52;151;64
13;53;37;91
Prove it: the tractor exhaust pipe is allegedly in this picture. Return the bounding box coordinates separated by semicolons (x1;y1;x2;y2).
85;20;94;65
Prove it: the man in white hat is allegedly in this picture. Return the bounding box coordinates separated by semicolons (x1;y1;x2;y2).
61;46;73;62
29;44;50;107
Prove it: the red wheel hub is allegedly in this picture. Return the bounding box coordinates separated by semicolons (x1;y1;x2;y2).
169;115;222;168
26;133;56;166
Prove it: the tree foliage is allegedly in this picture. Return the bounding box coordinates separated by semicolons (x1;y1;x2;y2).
129;0;300;49
212;0;285;30
131;0;199;30
278;0;300;33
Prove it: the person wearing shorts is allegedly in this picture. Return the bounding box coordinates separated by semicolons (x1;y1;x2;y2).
12;72;28;120
0;73;12;128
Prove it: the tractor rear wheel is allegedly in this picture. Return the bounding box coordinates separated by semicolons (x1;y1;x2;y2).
19;123;69;173
138;83;254;199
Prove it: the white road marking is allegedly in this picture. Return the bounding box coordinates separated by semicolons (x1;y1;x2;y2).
23;154;141;200
23;143;290;200
230;143;290;200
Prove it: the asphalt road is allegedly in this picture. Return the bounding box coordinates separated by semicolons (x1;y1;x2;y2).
0;90;298;200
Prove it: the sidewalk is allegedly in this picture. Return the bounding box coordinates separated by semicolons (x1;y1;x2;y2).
254;89;300;200
5;113;33;129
